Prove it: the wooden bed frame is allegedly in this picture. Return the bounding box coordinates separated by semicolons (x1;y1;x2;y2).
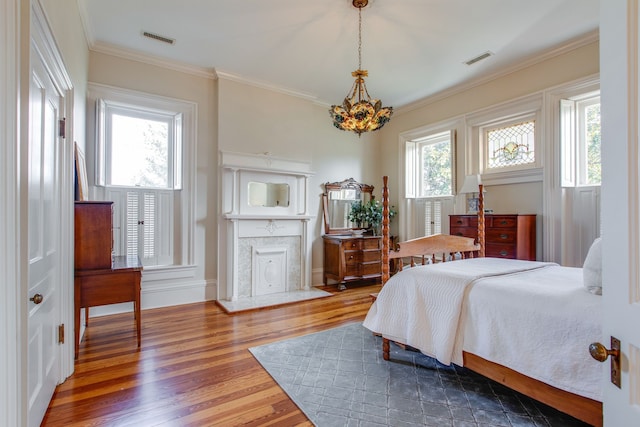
378;176;603;427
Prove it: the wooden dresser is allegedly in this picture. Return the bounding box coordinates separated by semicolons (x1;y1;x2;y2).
75;201;114;269
449;214;536;260
323;235;382;290
74;201;143;358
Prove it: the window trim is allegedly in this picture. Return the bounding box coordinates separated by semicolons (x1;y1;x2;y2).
88;82;197;267
466;93;543;185
399;117;462;240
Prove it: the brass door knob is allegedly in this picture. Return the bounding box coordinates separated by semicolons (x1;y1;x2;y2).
589;342;619;362
30;293;43;305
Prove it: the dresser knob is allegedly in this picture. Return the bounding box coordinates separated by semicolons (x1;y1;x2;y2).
500;250;508;256
500;234;508;239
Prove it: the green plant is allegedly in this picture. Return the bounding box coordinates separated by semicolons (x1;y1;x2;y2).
348;199;396;233
347;200;366;227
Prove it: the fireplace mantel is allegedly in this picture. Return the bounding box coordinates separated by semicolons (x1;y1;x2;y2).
217;152;315;302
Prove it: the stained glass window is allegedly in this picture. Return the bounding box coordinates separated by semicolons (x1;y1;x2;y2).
487;120;535;169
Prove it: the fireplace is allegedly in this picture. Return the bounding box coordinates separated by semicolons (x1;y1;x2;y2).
217;152;319;309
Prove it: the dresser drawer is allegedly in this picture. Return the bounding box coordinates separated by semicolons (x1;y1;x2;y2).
345;251;360;265
489;216;517;228
361;261;381;276
362;249;381;263
344;239;362;250
486;229;517;244
450;216;478;227
450;226;477;239
486;243;517;258
363;238;381;250
344;263;360;277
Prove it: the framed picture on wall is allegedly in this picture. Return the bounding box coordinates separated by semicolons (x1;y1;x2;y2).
74;142;88;201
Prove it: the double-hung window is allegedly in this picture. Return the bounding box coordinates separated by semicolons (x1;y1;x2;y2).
95;97;184;267
561;93;601;187
559;91;601;264
404;129;456;238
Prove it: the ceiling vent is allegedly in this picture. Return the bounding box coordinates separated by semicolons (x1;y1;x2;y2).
464;51;493;66
142;31;175;45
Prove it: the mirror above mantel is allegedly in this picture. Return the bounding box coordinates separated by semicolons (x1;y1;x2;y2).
322;178;374;235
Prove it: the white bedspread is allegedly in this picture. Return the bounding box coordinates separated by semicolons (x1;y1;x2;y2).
363;257;603;401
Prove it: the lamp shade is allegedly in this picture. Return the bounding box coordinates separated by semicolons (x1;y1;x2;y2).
459;174;482;194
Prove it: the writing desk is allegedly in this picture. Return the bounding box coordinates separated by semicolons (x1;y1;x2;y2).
74;255;143;359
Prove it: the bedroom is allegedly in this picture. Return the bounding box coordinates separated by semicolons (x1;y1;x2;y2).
2;0;639;426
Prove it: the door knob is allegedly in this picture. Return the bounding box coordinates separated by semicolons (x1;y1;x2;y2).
589;342;618;362
30;293;43;304
589;337;621;388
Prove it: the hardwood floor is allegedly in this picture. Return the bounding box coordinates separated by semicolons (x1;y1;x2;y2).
42;283;381;427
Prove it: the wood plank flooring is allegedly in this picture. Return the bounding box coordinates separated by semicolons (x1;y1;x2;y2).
42;283;381;427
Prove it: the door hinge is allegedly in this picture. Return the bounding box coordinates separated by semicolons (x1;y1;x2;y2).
58;117;66;138
58;324;65;344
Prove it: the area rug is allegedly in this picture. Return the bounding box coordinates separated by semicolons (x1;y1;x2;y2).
249;323;589;427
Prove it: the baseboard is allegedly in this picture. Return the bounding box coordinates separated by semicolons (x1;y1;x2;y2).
87;278;217;318
312;267;324;287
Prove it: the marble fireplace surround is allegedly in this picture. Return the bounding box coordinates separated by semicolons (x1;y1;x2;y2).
216;152;331;313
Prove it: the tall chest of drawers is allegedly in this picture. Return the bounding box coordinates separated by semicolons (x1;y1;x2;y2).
323;235;382;290
449;214;536;260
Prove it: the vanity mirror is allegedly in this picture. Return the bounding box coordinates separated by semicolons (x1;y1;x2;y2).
322;178;374;234
248;182;290;207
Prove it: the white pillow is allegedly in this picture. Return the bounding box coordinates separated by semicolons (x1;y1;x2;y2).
583;237;602;295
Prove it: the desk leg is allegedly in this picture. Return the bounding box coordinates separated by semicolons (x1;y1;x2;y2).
135;271;141;348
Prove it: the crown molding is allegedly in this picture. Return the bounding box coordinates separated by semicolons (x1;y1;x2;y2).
396;30;600;115
90;41;217;80
215;70;322;104
84;28;598;110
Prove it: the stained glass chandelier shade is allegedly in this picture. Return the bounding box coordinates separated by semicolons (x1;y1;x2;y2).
330;0;393;135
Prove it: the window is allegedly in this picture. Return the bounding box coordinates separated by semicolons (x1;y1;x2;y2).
486;120;535;169
561;94;601;187
92;85;195;269
467;94;542;184
403;129;456;239
406;130;454;198
97;100;182;189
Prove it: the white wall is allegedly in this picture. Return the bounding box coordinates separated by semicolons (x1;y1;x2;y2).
375;39;600;258
217;78;382;282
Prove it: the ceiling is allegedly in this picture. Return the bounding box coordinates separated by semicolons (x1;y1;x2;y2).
78;0;600;109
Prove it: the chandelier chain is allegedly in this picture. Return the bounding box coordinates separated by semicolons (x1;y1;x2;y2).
358;6;362;70
328;0;393;135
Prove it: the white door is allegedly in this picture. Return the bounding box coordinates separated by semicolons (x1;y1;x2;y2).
26;37;63;427
600;1;640;424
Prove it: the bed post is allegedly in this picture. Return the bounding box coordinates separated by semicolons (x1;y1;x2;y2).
381;176;391;360
382;176;390;285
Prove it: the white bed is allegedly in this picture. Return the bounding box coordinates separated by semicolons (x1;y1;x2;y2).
363;257;603;402
366;176;604;426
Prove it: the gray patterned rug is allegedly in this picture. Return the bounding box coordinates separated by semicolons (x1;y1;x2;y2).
249;323;590;427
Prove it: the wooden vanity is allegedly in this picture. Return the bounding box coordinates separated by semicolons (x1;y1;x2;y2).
322;178;382;290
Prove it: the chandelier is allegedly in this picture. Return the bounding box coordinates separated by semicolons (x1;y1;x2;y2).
329;0;393;135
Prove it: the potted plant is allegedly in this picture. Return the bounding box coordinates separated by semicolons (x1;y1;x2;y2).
349;199;396;235
347;200;366;228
